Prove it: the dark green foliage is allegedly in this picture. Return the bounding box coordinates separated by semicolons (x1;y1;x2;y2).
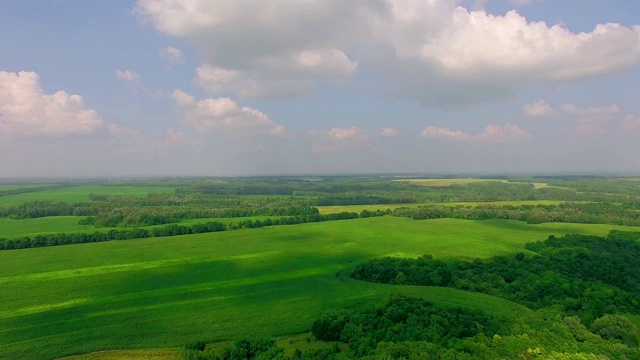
393;202;640;227
590;314;639;346
186;341;207;351
312;296;506;357
352;232;640;323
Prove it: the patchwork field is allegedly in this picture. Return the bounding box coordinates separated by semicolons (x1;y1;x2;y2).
1;217;636;359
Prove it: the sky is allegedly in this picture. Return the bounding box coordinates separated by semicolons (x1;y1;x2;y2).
1;0;639;178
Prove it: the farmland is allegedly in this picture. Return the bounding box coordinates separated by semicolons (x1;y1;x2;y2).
1;177;640;359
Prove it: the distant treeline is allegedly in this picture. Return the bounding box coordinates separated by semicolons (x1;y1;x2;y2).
392;202;640;226
0;212;362;251
0;199;322;227
352;231;640;325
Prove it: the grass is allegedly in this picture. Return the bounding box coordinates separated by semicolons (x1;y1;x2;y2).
0;217;637;359
0;217;97;239
0;186;176;208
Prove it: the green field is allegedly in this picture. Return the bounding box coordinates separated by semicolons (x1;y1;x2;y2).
0;217;96;239
1;217;636;359
0;186;176;208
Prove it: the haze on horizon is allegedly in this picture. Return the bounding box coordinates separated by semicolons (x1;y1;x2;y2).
1;0;640;178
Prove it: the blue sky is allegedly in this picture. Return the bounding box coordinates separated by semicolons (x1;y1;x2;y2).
1;0;639;177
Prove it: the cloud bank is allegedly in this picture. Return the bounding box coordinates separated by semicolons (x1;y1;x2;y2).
135;0;640;106
0;71;103;137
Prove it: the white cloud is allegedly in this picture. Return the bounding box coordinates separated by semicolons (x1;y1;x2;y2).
523;100;557;117
160;46;185;65
421;126;471;141
194;65;242;93
380;127;400;137
624;114;640;130
172;89;284;135
565;123;607;136
474;123;531;142
133;0;640;106
135;0;358;99
171;89;195;107
422;123;530;142
310;127;372;153
114;69;141;85
562;104;621;123
0;71;103;137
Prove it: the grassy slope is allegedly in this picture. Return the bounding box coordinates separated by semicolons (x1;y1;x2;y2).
0;186;175;208
0;217;636;359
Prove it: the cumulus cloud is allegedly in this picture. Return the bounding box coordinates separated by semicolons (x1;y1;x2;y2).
135;0;358;99
114;69;141;85
380;127;400;137
172;89;284;135
523;100;557;117
422;123;530;142
135;0;640;106
0;71;103;137
475;123;531;142
422;126;471;141
310;127;372;153
624;114;640;130
160;46;185;65
562;104;621;123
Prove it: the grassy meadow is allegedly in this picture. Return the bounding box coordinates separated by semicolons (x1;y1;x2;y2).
0;186;176;208
1;217;637;359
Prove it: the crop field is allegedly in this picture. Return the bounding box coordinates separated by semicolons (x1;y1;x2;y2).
393;178;509;186
0;186;176;208
393;178;555;189
1;217;637;359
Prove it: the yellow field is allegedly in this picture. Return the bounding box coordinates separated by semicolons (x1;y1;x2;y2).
393;178;508;186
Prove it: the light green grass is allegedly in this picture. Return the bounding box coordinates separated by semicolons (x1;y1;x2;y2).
0;186;176;208
0;218;636;359
0;217;97;239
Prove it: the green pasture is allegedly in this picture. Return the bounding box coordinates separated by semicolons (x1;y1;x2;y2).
0;184;53;191
0;217;96;239
316;200;571;214
1;217;638;359
0;186;176;208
